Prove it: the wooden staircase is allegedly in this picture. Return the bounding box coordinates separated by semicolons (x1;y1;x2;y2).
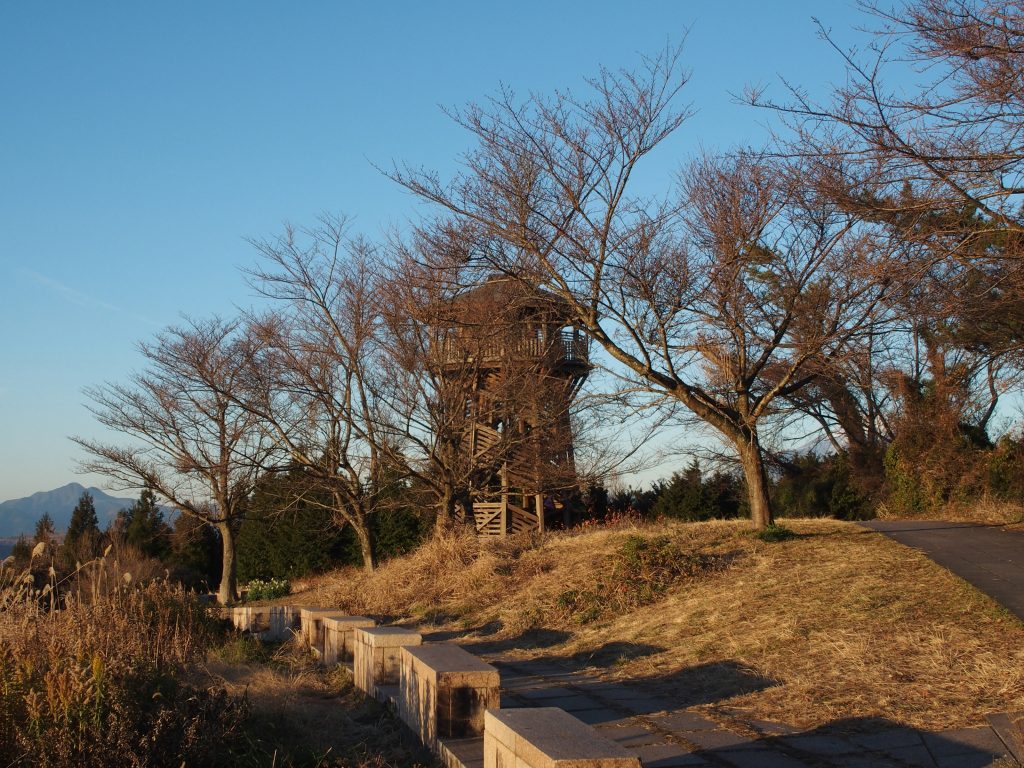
467;423;563;537
472;498;543;537
471;423;502;460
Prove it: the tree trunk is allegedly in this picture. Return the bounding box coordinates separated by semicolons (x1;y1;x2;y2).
735;433;774;529
216;521;238;606
354;519;377;572
435;487;457;537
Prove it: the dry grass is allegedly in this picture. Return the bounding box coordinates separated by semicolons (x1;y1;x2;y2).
290;518;1024;732
198;640;434;767
586;520;1023;731
0;554;242;767
877;495;1024;525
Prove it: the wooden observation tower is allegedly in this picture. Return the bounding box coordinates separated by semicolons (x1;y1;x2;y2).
431;276;590;536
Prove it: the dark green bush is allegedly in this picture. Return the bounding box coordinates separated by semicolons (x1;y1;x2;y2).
772;452;871;520
555;534;723;623
650;461;745;521
755;523;797;543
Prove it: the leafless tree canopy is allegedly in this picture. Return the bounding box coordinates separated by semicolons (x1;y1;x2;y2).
243;215;389;570
391;45;897;527
76;2;1024;562
745;0;1024;491
74;317;271;604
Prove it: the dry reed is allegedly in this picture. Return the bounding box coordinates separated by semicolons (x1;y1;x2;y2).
0;551;243;767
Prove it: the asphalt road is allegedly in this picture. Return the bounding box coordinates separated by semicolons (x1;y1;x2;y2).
860;520;1024;621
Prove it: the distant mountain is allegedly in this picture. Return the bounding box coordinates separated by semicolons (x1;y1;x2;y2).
0;483;139;537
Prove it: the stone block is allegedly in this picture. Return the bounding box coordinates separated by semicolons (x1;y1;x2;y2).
399;643;500;749
438;736;485;768
353;626;422;697
321;615;376;665
265;605;301;641
299;608;351;655
484;707;642;768
230;605;300;641
229;606;252;632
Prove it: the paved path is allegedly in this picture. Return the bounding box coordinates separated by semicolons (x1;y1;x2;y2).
860;520;1024;620
472;657;1016;767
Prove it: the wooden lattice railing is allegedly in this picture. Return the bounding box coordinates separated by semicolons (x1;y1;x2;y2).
472;499;541;537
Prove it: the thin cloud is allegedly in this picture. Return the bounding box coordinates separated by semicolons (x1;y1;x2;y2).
20;268;161;327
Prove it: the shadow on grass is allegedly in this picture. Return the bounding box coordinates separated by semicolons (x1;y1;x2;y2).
421;618;504;643
462;627;573;654
496;655;774;716
618;659;777;709
546;640;668;670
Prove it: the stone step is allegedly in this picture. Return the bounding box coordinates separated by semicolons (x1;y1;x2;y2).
485;707;641;768
398;643;500;750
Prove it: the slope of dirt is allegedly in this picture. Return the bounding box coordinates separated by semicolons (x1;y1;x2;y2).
286;518;1024;731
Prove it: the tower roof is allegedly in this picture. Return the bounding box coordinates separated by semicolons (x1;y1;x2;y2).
446;275;574;323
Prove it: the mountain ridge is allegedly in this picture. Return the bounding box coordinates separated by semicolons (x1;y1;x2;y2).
0;483;139;537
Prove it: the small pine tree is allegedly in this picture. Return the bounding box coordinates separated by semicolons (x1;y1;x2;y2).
64;491;101;560
236;471;345;582
11;534;31;561
33;513;56;547
167;513;221;592
123;488;171;559
650;460;742;522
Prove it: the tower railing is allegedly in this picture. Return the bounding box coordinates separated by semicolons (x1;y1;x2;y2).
433;329;589;368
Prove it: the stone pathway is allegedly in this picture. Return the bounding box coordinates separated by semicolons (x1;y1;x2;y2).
860;521;1024;621
477;657;1016;768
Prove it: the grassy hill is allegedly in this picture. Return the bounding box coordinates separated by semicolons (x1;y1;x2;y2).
286;518;1024;732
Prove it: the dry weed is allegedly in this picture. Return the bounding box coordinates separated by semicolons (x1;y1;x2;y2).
0;554;242;767
199;639;433;767
878;496;1024;525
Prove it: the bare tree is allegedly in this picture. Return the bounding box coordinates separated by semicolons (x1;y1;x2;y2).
74;317;272;604
392;46;891;527
748;0;1024;471
752;0;1023;233
373;240;501;533
243;215;388;570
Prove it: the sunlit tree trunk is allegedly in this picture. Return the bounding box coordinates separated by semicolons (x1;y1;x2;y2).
217;521;238;605
735;432;774;529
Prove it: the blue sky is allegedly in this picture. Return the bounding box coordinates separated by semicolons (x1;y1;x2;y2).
0;1;868;503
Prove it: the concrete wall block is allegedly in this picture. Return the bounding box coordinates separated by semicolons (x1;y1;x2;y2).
298;608;352;655
399;643;500;750
232;606;296;640
484;733;517;768
230;606;253;632
484;708;641;768
321;616;375;665
264;605;300;642
352;626;422;697
250;608;270;634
